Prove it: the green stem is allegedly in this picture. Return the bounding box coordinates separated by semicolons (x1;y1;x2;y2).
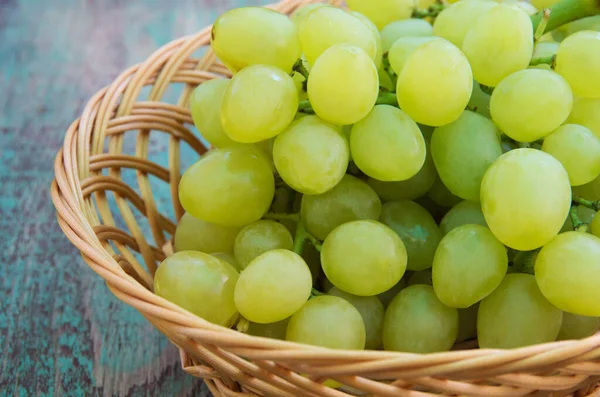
381;54;398;91
513;251;537;275
236;317;250;333
412;2;446;18
306;234;323;252
292;58;310;80
530;55;556;68
262;212;300;222
311;288;326;298
298;100;312;111
531;0;600;34
535;8;552;41
573;196;600;211
479;84;494;95
570;204;590;232
293;221;308;255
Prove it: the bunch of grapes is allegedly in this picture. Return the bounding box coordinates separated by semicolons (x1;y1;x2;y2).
154;0;600;356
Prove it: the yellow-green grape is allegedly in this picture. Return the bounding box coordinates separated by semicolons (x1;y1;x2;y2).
154;251;239;326
210;252;242;272
397;38;473;126
480;149;571;250
351;105;426;181
432;0;496;48
380;19;433;52
388;36;436;75
290;3;326;26
457;303;479;343
321;220;407;296
351;11;383;68
383;285;459;353
542;124;600;186
556;31;600;98
308;44;378;125
567;97;600;138
462;4;533;87
273;116;349;195
377;278;407;308
407;269;433;286
346;0;415;30
235;249;312;323
478;274;563;349
440;201;488;237
531;0;559;9
561;206;596;233
380;200;442;271
433;224;508;308
247;318;289;340
233;220;294;269
574;174;600;200
490;69;573;143
564;16;600;36
592;212;600;237
189;79;236;148
328;287;385;349
301;174;382;240
174;212;241;254
286;295;366;349
210;7;301;73
557;312;600;340
221;65;297;144
179;147;274;227
504;0;538;15
298;6;378;65
431;111;502;201
427;176;463;208
535;232;600;316
467;82;491;118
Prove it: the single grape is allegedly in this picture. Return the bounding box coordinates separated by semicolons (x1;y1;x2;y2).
210;252;242;272
555;31;600;99
567;97;600;138
346;0;415;30
427;176;463;208
478;274;563;349
480;149;571;250
490;69;573;143
467;82;492;118
388;36;436;75
321;220;407;296
154;251;239;326
439;201;488;237
273;116;349;195
247;318;290;340
380;19;433;52
233;220;294;270
351;105;426;181
189;79;237;148
380;200;442;271
290;4;326;26
457;303;479;343
432;0;496;48
179;147;274;227
174;213;241;254
211;7;301;73
351;11;383;68
286;295;366;349
301;174;382;240
535;232;600;316
407;269;433;286
557;312;600;340
235;249;312;323
383;285;459;353
377;278;407;308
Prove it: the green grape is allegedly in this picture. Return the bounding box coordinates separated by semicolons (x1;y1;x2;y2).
377;278;406;308
154;251;239;326
557;312;600;340
431;111;503;201
351;11;383;68
301;174;382;240
490;69;573;143
380;200;442;271
478;274;563;349
380;19;433;52
235;249;312;323
383;285;459;353
273;116;349;195
432;0;496;48
567;97;600;138
233;220;294;269
440;201;488;237
350;105;426;181
174;213;241;254
427;176;463;208
388;36;436;75
462;4;533;87
432;224;508;308
346;0;415;30
467;82;491;118
480;149;571;250
564;16;600;36
298;6;378;65
397;38;473;126
573;174;600;200
286;295;366;349
321;220;407;296
561;206;596;233
189;79;236;148
179;147;274;227
211;7;301;73
457;303;479;343
407;269;433;286
555;31;600;99
328;287;385;349
290;4;326;26
221;65;298;144
535;232;600;316
509;0;538;15
308;44;379;125
247;318;289;340
592;212;600;237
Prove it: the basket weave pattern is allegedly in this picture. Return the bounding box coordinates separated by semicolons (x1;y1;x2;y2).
51;0;600;395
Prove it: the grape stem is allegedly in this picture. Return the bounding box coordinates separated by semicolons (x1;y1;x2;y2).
293;220;322;255
529;55;556;68
479;84;494;95
531;0;600;35
310;288;325;298
262;212;300;221
381;54;398;91
570;204;590;232
535;9;552;41
573;196;600;211
513;251;537;275
236;316;250;333
412;2;446;19
292;58;310;91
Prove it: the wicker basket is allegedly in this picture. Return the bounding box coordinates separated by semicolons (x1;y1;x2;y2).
50;0;600;395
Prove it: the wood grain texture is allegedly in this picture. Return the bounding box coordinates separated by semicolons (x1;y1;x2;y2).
0;0;269;395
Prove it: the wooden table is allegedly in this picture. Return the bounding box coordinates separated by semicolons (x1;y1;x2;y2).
0;1;269;395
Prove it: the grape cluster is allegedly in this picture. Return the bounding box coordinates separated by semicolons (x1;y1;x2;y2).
154;0;600;357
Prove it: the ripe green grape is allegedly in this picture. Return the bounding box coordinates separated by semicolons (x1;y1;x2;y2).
457;303;479;343
383;285;459;353
557;312;600;340
381;19;433;52
462;4;533;87
273;116;349;195
189;79;237;148
432;224;508;308
555;31;600;99
567;97;600;138
535;232;600;316
478;274;563;349
407;269;433;286
346;0;415;30
490;69;573;143
174;212;241;254
234;249;312;323
380;200;442;271
350;105;426;181
377;278;406;308
562;206;596;233
221;65;298;143
440;201;488;237
154;251;239;326
233;220;294;269
301;174;382;240
388;36;436;75
179;147;274;227
431;111;502;201
480;149;571;250
308;44;378;125
397;38;473;126
467;82;491;118
427;176;463;208
351;11;383;68
210;252;242;272
328;287;385;350
247;318;289;340
290;4;325;26
321;220;407;296
286;295;366;349
432;0;496;48
211;7;301;73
